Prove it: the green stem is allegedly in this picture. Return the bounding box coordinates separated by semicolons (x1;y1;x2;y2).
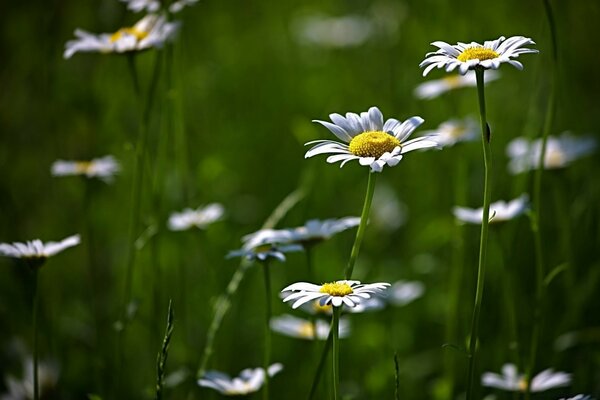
465;67;492;400
344;172;377;279
308;332;332;399
331;306;341;400
304;247;318;341
261;261;272;400
32;268;39;400
155;300;174;400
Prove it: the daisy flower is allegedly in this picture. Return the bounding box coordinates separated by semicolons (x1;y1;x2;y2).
286;217;360;246
560;396;595;400
120;0;160;13
227;229;302;262
51;155;120;182
419;35;538;76
389;280;425;306
506;133;597;174
270;314;350;340
292;14;374;49
1;357;59;400
169;0;199;13
0;235;80;268
420;117;478;147
168;203;224;231
482;363;571;393
414;70;500;100
64;14;180;59
198;364;283;396
453;194;529;224
306;106;439;172
282;280;390;309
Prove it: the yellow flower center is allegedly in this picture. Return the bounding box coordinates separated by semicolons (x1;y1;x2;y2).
320;282;353;296
457;46;499;62
74;161;92;174
448;125;467;139
110;27;149;43
312;301;333;314
545;148;566;168
442;75;462;88
348;131;400;158
298;322;316;339
518;378;528;392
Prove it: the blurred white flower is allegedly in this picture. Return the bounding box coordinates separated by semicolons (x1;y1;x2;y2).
168;203;224;231
1;357;59;400
420;36;538;76
482;363;571;392
559;396;595;400
282;280;389;309
420;117;479;147
293;14;374;48
64;14;180;59
370;184;407;232
169;0;199;13
227;228;302;262
270;314;350;340
306;106;439;173
285;217;360;246
389;280;425;306
507;133;597;174
453;194;529;224
120;0;160;13
0;235;80;268
198;364;283;396
51;155;120;182
414;70;500;100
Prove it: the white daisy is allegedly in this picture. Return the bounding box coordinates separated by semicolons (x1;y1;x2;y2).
227;229;302;262
64;14;180;59
420;36;538;76
284;293;385;316
453;194;529;224
1;357;59;400
559;395;595;400
282;280;390;309
306;106;439;172
420;117;479;147
120;0;160;13
389;280;425;306
285;217;360;246
169;0;199;13
506;133;597;174
198;364;283;396
168;203;224;231
292;14;374;49
270;314;350;340
0;235;80;268
51;155;120;182
414;70;500;100
482;363;571;393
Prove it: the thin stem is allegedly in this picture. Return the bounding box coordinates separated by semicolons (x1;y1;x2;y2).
465;67;492;400
394;351;400;400
261;260;272;400
304;247;318;340
344;172;377;279
331;306;341;400
155;300;174;400
32;268;39;400
308;332;332;400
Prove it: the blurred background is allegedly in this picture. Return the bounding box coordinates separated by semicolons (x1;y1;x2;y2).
0;0;599;398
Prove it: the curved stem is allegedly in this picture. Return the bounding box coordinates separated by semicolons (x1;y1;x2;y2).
344;172;377;279
261;260;272;400
331;306;341;400
32;268;39;400
465;67;492;400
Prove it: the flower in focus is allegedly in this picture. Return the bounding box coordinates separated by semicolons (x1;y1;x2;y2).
168;203;224;231
64;14;180;59
420;36;538;76
389;280;425;306
306;106;439;172
120;0;160;13
453;194;529;224
227;229;302;262
270;314;350;340
198;364;283;396
285;217;360;247
506;133;597;174
0;235;81;268
282;280;390;309
414;70;500;100
51;155;120;183
420;117;479;147
482;363;571;392
1;357;59;400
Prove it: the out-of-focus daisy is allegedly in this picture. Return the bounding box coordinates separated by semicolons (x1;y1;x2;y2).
370;184;407;232
482;363;571;393
420;117;478;147
120;0;160;13
1;357;59;400
0;235;80;268
559;395;595;400
168;203;224;231
270;314;350;340
198;364;283;396
282;280;389;309
389;280;425;306
453;194;529;224
420;36;538;76
414;70;500;100
292;14;374;49
286;217;360;247
64;14;180;59
227;229;302;262
306;106;439;172
51;156;120;183
169;0;199;13
506;133;597;174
